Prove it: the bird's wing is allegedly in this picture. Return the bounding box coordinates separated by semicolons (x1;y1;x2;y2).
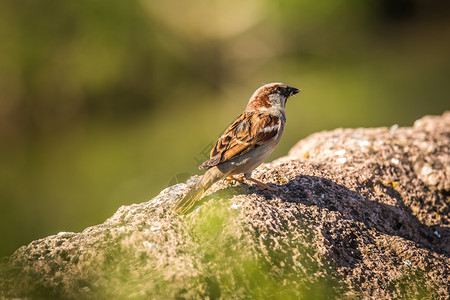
199;112;280;169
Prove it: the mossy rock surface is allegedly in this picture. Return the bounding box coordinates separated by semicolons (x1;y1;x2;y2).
1;112;449;299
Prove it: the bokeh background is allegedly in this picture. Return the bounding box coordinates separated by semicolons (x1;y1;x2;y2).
0;0;449;258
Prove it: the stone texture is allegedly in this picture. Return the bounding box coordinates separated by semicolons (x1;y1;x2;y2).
1;112;449;299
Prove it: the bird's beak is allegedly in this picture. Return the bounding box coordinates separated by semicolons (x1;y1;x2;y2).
288;86;300;96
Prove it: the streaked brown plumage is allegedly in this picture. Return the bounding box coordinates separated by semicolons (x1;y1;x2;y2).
173;82;300;214
200;112;281;169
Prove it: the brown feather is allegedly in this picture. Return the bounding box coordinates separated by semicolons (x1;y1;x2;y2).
199;112;280;169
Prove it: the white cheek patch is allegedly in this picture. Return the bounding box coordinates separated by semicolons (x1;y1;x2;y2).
268;94;287;109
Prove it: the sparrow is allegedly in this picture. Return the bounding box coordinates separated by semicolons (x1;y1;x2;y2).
173;82;300;214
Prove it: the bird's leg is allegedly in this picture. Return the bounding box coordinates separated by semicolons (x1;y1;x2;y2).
225;175;245;184
244;174;279;191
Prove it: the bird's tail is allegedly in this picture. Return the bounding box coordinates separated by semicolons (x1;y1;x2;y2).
173;167;225;214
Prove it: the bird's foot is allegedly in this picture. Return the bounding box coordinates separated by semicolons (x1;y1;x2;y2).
246;177;279;192
225;175;245;185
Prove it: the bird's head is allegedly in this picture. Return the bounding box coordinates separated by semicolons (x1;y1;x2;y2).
246;82;300;112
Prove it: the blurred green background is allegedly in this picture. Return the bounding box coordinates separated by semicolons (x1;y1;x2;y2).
0;0;449;258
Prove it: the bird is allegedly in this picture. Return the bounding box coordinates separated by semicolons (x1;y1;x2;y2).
173;82;300;214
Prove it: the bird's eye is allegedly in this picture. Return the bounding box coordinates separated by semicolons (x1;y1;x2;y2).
275;87;282;94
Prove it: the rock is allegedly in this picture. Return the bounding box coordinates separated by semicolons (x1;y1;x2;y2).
1;112;449;299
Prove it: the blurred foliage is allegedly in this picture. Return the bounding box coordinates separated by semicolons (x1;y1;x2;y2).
0;0;449;260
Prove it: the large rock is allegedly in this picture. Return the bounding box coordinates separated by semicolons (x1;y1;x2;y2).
1;112;449;299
